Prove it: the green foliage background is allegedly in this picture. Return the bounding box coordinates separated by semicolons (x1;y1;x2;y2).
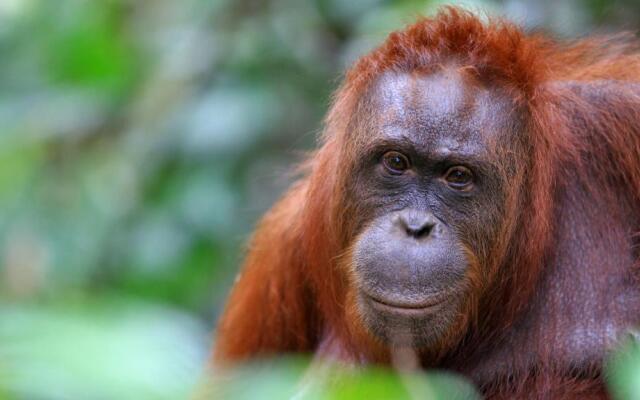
0;0;638;399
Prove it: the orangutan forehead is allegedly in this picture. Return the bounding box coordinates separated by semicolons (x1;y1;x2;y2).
353;68;519;155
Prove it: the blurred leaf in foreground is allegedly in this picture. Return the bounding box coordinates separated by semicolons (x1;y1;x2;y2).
204;357;479;400
0;299;208;400
607;334;640;400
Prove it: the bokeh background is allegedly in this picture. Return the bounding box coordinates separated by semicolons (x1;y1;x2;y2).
1;0;639;399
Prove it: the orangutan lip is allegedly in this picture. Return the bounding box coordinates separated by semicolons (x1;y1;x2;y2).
365;293;447;313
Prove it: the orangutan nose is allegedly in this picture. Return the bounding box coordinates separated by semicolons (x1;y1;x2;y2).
395;210;437;239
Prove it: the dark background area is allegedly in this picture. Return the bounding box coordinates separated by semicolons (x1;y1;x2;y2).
0;0;639;398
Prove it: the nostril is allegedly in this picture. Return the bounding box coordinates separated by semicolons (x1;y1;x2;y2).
404;221;434;239
396;212;436;239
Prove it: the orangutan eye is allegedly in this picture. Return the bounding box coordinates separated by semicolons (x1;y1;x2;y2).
381;151;410;174
444;166;474;190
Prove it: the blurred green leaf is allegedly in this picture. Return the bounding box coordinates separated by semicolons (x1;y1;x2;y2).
0;300;207;400
607;336;640;400
206;359;479;400
41;0;140;93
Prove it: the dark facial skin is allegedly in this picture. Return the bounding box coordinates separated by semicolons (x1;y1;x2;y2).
347;68;522;348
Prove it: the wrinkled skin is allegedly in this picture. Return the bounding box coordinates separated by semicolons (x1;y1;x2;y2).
346;69;522;347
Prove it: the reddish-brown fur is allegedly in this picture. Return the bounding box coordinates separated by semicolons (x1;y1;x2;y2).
214;8;640;398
